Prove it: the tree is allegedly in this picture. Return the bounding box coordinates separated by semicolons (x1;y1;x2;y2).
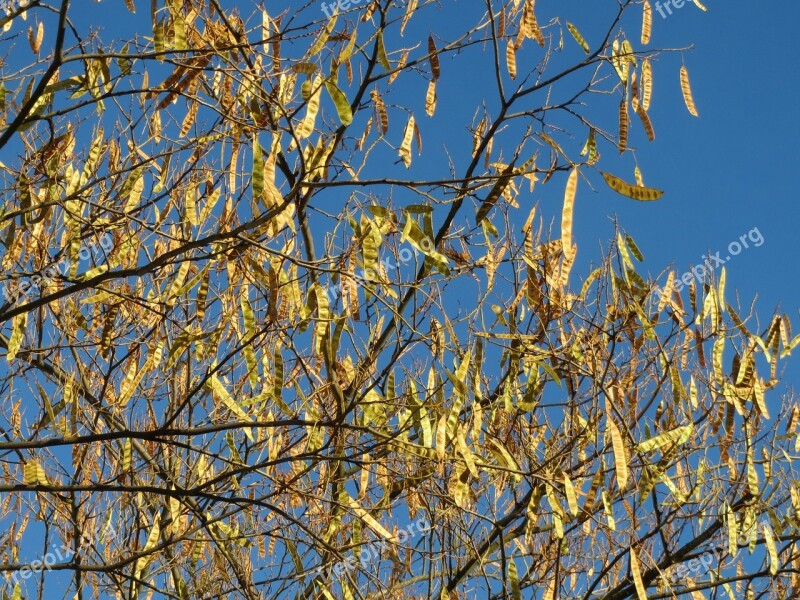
0;0;797;598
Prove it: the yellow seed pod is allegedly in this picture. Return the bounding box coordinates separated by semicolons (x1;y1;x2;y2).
301;79;312;101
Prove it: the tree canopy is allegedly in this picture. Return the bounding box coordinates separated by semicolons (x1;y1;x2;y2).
1;1;798;599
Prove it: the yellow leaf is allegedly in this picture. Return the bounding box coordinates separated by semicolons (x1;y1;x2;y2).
718;266;727;309
399;114;415;168
77;264;110;282
562;168;578;250
324;80;352;126
425;80;437;117
611;40;628;82
209;374;254;440
122;437;132;471
436;413;447;460
252;136;264;199
762;522;779;575
261;8;270;41
123;169;144;213
153;18;165;56
273;345;284;401
296;75;322;141
475;162;515;225
566;22;590;53
7;312;27;362
28;21;43;53
309;13;337;57
520;0;544;46
425;36;440;80
713;336;725;385
607;417;628;489
637;424;693;453
625;233;644;261
641;1;652;45
542;578;556;600
583;468;603;514
641;58;652;111
580;127;598;165
240;288;255;335
292;62;318;76
621;40;637;66
371;89;389;135
456;425;479;478
348;496;396;543
118;358;142;407
488;438;521;482
179;100;197;137
509;559;522;600
619;99;629;153
184;183;198;226
313;283;331;355
725;503;738;558
630;548;648;600
134;514;161;578
563;471;579;516
377;30;392;70
601;172;663;201
634;166;644;187
164;261;190;304
747;448;759;496
753;378;770;419
23;460;41;485
401;0;418;35
602;489;616;530
506;40;517;79
680;65;699;117
636;102;655;141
